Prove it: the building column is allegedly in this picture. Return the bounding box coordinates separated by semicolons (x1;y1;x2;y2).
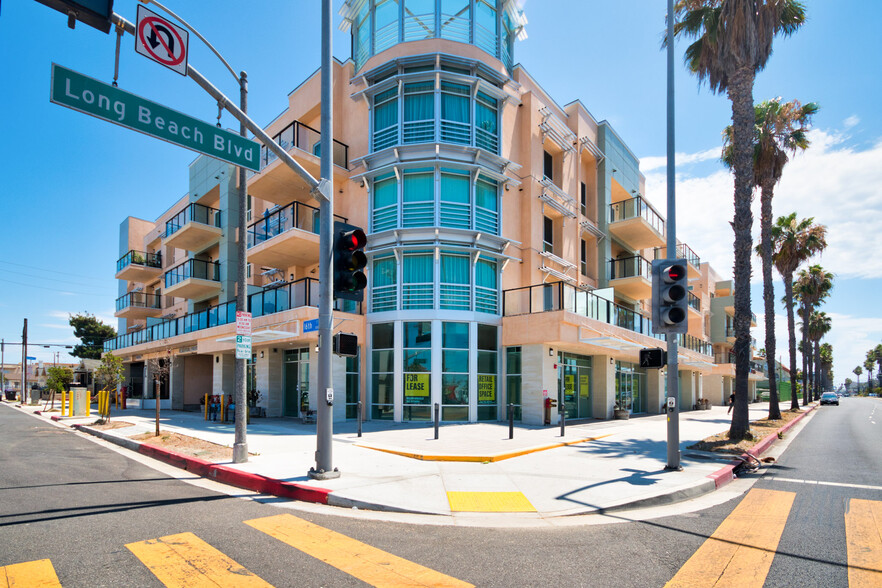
171;356;184;411
213;353;236;401
592;355;616;420
646;368;664;415
520;344;555;426
680;370;696;411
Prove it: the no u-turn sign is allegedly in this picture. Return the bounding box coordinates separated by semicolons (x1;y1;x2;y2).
135;4;189;76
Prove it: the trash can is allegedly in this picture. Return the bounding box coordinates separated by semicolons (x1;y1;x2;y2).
71;387;90;416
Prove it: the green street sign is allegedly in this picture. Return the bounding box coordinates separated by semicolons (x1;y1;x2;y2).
50;63;260;171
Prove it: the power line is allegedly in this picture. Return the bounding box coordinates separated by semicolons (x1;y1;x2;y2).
0;259;105;281
0;278;109;296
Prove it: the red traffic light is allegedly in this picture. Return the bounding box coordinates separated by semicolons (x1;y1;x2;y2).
663;264;687;282
339;228;367;252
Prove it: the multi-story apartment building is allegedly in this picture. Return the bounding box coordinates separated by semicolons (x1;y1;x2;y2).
104;0;757;426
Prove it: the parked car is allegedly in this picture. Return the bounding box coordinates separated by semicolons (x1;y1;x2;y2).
820;392;839;406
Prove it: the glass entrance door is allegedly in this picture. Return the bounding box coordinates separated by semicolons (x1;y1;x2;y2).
616;361;645;414
616;371;634;412
284;348;310;417
559;353;592;419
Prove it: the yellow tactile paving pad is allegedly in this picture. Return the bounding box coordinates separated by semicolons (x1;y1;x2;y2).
1;559;61;588
447;491;536;512
845;498;882;587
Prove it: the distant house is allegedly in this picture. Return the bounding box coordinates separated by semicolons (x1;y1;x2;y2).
73;359;102;393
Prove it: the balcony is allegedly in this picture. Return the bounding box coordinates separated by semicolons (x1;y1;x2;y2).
247;201;345;269
608;196;666;250
115;250;162;283
164;259;221;301
688;291;701;314
248;120;349;206
115;292;163;320
163;203;222;253
103;277;360;352
608;255;652;300
654;242;701;278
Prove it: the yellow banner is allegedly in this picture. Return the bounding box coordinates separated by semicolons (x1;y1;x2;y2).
477;375;496;403
580;374;590;398
404;373;429;397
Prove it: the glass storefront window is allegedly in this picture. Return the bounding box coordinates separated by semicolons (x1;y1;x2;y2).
403;321;432;420
616;361;646;414
442;322;469;421
345;353;360;420
559;353;592;419
371;323;394;420
477;324;498;420
505;347;522;420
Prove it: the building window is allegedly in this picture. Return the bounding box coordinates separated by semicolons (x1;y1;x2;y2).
402;252;434;309
345;352;360;420
440;253;470;310
543;150;554;181
477;324;498;421
475;0;498;56
580;239;588;276
439;169;470;229
371;255;397;312
372;173;398;232
475;177;499;234
402;169;434;227
374;0;400;53
440;82;471;145
440;0;471;43
372;88;398;151
543;216;554;253
475;92;499;153
403;321;432;421
404;0;435;42
505;346;522;421
580;182;587;217
441;322;469;421
371;323;394;420
403;82;435;144
475;258;498;314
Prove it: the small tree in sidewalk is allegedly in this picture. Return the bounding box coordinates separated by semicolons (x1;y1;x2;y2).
45;366;74;411
94;353;124;423
147;350;172;436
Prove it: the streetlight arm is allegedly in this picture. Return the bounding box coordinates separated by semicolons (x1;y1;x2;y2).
109;13;322;195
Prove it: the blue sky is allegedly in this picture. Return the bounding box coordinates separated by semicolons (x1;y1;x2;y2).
1;1;879;386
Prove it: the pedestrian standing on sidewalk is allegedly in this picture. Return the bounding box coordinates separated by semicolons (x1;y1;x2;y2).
727;392;735;414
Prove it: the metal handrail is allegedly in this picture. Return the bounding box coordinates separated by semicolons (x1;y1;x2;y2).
116;250;162;272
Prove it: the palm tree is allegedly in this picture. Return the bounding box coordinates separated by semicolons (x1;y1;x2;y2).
844;377;852;393
672;0;807;440
864;352;876;395
819;342;833;392
772;214;827;409
875;344;882;390
807;312;831;398
853;366;863;394
723;98;818;420
794;265;833;403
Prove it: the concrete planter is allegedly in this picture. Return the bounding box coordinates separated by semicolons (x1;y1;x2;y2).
614;409;630;420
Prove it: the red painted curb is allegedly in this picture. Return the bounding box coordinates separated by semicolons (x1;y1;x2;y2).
135;443;331;505
707;405;816;489
50;415;62;422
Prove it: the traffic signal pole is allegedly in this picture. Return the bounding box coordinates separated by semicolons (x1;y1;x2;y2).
309;0;339;480
665;0;681;471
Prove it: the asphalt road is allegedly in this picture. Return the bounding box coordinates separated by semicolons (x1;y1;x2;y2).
1;400;880;587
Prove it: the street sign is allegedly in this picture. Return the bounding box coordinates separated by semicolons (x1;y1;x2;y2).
50;64;260;170
235;311;252;336
303;319;319;333
135;5;189;76
235;335;251;359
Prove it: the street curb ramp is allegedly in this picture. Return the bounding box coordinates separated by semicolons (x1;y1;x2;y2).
73;424;332;505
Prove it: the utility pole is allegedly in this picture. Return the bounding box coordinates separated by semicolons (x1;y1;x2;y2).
22;319;28;403
232;69;249;464
664;0;681;471
310;0;339;480
1;339;5;393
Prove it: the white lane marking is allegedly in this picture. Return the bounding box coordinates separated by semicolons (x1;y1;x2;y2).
768;477;882;492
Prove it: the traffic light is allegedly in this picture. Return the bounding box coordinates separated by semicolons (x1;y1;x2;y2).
333;221;367;301
333;333;358;357
639;348;667;369
35;1;115;33
651;259;689;334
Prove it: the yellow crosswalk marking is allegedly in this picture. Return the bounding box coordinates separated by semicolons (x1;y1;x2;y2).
665;488;796;588
845;498;882;587
125;532;272;588
245;514;473;588
1;559;61;587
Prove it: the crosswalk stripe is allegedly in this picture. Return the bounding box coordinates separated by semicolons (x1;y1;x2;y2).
1;559;61;587
125;532;273;588
845;498;882;587
245;514;473;588
665;488;795;588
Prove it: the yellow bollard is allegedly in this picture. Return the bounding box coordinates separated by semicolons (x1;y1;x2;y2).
68;391;73;417
220;397;225;423
61;390;66;415
204;393;209;420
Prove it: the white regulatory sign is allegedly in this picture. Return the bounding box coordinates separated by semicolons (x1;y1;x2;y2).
235;335;252;360
135;4;189;76
236;311;252;336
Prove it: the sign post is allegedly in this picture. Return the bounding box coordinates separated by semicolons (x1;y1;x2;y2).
235;311;252;360
50;64;260;171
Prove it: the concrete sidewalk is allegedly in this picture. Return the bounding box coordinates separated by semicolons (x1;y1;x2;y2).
3;399;814;518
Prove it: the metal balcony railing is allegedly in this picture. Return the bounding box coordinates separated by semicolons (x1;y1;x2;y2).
115;292;162;312
103;277;360;352
165;203;222;238
609;255;652;281
164;259;220;288
116;250;161;273
247;201;346;248
654;243;700;268
258;119;349;170
609;196;665;236
688;291;701;312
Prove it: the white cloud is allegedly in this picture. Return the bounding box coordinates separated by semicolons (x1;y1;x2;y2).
844;115;860;129
640;147;722;173
644;129;882;281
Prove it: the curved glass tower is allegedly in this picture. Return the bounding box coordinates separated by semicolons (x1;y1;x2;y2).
341;0;527;422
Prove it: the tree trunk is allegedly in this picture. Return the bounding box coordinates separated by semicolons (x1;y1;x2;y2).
814;341;821;398
727;67;756;441
784;275;799;411
801;302;809;406
759;183;780;419
154;377;160;437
